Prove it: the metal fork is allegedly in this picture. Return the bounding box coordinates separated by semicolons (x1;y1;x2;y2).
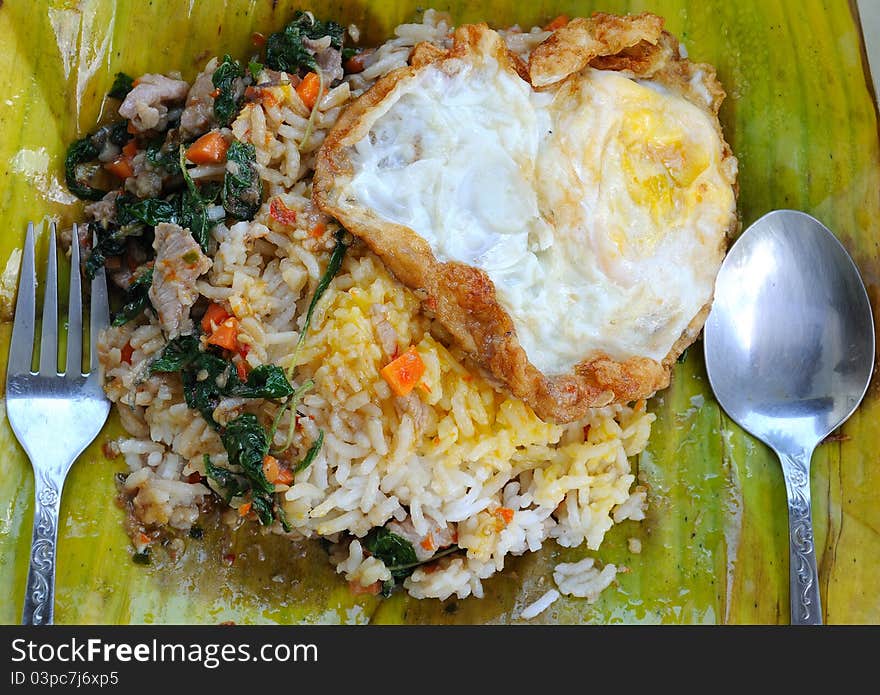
6;222;111;625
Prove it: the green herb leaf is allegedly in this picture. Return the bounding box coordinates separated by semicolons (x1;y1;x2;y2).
146;139;182;174
108;121;133;147
204;454;246;501
108;72;135;100
380;579;395;598
225;365;296;399
212;55;245;126
116;195;180;227
84;221;131;279
363;528;420;579
264;11;344;74
150;335;201;373
65;136;107;201
292;430;324;474
178;144;222;252
222;140;262;220
222;413;273;495
248;59;264;81
112;267;154;327
179;189;212;252
291;230;347;362
249;495;275;525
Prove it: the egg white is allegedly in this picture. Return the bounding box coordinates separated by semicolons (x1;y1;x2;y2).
346;48;736;375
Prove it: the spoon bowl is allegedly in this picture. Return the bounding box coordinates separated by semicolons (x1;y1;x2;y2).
704;209;875;624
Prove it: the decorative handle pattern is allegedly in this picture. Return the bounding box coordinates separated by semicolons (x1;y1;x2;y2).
777;450;822;625
22;471;62;625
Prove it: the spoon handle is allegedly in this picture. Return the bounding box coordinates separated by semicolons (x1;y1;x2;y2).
778;450;822;625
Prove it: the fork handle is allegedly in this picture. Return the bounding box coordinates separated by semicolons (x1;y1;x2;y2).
22;469;64;625
778;449;823;625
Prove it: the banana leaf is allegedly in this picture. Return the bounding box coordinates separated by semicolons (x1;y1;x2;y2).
0;0;877;625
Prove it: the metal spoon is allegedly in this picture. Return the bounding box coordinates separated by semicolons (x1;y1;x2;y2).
703;209;875;625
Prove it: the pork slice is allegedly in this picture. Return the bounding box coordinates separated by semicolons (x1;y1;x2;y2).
303;36;343;85
148;223;212;338
119;74;190;133
180;59;219;140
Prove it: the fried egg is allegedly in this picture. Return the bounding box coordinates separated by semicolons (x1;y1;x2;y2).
315;19;738;422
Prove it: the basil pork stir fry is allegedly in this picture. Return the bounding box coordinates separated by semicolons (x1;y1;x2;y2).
66;11;355;534
62;10;665;603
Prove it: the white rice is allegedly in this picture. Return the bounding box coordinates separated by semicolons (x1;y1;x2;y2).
520;589;560;620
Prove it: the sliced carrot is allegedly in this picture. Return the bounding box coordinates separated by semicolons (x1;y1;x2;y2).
349;580;381;595
262;455;281;483
275;467;294;486
544;15;569;31
495;507;515;528
263;454;295;486
269;197;297;226
251;31;266;47
186;131;229;165
120;340;134;365
104;156;133;179
238;501;252;517
235;359;248;381
309;221;326;238
380;346;426;397
209;87;221;99
344;51;368;74
296;71;321;110
201;302;230;333
420;533;436;552
122;140;139;158
206;316;239;351
126;120;138;135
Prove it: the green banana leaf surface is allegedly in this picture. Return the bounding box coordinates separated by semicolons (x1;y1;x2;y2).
0;0;878;624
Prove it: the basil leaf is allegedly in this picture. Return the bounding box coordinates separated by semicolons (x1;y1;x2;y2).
248;59;263;81
108;121;133;147
204;454;246;501
299;230;347;348
222;140;262;220
225;365;295;399
222;413;273;495
65;137;107;201
264;11;344;73
250;495;275;525
292;430;324;474
149;335;201;373
116;195;180;227
84;221;130;279
363;527;419;578
212;55;244;126
108;72;134;100
112;267;154;327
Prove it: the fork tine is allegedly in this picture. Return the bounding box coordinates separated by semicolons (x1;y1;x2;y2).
38;223;59;375
89;229;110;375
8;223;37;375
65;224;83;376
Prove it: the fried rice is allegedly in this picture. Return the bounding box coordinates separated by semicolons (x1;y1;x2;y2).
95;10;654;603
